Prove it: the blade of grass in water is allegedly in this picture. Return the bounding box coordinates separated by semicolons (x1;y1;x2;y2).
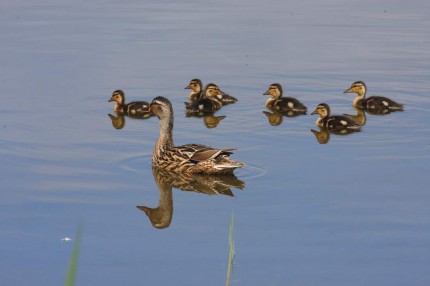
64;225;83;286
226;213;235;286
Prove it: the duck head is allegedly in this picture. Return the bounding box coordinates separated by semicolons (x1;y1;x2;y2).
203;83;222;98
263;83;283;99
311;103;330;118
343;81;367;97
184;79;203;93
149;96;173;121
108;90;125;104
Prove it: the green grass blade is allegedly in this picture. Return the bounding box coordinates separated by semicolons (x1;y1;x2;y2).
226;213;235;286
64;224;83;286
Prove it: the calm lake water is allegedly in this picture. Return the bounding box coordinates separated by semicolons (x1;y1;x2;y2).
1;0;430;285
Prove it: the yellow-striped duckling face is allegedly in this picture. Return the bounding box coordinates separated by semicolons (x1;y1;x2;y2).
204;83;222;98
311;103;330;118
343;81;367;97
263;83;283;99
108;90;125;104
184;79;202;93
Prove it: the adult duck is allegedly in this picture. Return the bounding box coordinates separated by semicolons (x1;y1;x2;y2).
150;96;245;174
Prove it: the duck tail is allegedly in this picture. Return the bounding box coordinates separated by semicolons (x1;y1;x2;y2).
390;103;404;111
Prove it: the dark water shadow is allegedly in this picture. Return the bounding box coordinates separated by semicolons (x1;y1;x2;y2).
137;168;245;229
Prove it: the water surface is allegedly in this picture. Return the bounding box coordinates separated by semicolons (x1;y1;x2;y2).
1;0;430;285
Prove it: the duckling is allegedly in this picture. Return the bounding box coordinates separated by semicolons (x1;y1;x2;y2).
184;83;223;115
216;89;238;105
108;90;152;117
343;81;403;112
311;103;361;132
185;79;238;104
263;83;307;113
184;79;203;101
150;96;245;174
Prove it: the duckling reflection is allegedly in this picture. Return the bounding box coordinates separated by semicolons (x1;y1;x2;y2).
310;125;361;144
137;168;245;229
262;111;283;126
108;113;126;129
107;111;153;130
262;109;306;126
310;127;330;144
185;111;226;128
343;107;367;126
204;114;226;128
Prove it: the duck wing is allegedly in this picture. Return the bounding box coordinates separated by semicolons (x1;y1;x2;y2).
176;144;235;163
366;96;404;111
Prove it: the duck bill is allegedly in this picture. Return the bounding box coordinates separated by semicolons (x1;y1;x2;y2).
343;88;352;93
311;110;318;115
263;89;270;95
108;98;114;102
184;85;191;89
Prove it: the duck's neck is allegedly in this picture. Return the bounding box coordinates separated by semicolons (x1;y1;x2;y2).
265;97;277;108
353;86;367;107
153;111;174;167
189;90;201;101
209;97;222;109
316;112;329;127
316;117;326;127
113;103;125;112
156;115;174;150
353;94;365;107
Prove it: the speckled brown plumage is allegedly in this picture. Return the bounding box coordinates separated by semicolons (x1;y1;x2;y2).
150;96;245;174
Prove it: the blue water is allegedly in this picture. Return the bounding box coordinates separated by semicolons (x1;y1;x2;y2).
1;0;429;285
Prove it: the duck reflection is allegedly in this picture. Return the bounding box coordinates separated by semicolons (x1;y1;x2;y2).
137;167;245;229
108;112;126;129
311;126;361;144
262;110;306;126
263;111;283;126
310;127;331;144
107;111;153;130
185;112;227;128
